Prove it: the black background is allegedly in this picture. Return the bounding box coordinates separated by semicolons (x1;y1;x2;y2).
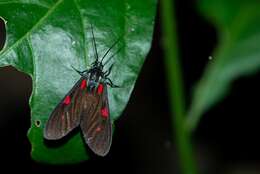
0;0;260;173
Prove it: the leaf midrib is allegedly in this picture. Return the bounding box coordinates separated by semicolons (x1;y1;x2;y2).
0;0;63;59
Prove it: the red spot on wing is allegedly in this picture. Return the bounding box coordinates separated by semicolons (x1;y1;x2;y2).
101;107;109;119
63;96;71;105
80;79;87;89
97;84;104;95
61;114;65;121
96;126;102;132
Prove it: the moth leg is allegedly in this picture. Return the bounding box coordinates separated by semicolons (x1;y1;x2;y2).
106;78;119;88
71;66;90;76
104;64;114;77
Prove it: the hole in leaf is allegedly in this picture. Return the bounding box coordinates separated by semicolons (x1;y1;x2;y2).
35;120;41;127
0;17;6;51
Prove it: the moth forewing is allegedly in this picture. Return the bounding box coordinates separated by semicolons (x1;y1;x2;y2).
44;78;87;140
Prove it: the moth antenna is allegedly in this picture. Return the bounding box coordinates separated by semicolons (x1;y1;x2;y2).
100;34;124;63
91;24;99;62
103;46;123;66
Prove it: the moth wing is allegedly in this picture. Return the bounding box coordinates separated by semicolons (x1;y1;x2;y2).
44;77;87;140
80;83;112;156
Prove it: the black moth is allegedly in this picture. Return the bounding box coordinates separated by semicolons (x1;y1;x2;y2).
44;25;121;156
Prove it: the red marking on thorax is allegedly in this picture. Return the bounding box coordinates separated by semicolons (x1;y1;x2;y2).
63;96;71;105
101;107;109;119
97;84;103;95
80;79;87;89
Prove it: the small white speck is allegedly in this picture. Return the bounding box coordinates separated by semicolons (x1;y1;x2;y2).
72;41;76;45
131;28;135;32
164;140;172;149
87;137;93;142
126;4;131;10
208;56;213;60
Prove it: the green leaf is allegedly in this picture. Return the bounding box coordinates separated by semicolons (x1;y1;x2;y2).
187;0;260;131
0;0;156;164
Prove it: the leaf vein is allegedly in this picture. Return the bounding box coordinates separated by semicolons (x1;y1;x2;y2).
0;0;63;59
0;1;50;9
73;0;88;66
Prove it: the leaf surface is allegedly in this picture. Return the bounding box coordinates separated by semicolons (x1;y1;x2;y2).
0;0;156;163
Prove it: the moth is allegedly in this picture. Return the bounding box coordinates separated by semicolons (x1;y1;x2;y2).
44;25;121;156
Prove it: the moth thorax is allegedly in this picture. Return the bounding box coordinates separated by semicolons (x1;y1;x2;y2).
90;71;102;82
87;80;98;92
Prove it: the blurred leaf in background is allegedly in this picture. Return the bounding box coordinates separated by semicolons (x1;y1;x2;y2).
0;0;156;164
187;0;260;131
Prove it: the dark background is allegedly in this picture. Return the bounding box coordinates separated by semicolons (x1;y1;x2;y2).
1;0;260;173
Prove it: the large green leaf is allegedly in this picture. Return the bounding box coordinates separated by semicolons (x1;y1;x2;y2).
187;0;260;131
0;0;156;164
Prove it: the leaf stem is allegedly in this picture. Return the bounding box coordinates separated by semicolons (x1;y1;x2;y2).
160;0;198;173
